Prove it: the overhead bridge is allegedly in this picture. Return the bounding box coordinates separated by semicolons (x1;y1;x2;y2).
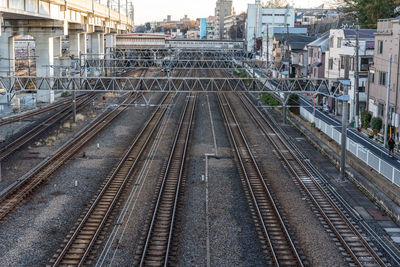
0;0;133;102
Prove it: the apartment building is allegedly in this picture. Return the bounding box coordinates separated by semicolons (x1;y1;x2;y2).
369;17;400;141
246;4;295;53
215;0;234;39
324;29;375;121
223;13;246;40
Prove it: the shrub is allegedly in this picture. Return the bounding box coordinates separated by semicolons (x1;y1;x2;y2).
287;94;299;114
371;117;383;135
361;111;372;129
61;91;71;97
261;93;280;106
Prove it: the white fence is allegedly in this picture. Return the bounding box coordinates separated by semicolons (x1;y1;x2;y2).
300;107;400;187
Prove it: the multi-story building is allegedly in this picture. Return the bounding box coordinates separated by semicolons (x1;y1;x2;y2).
246;3;295;53
215;0;234;39
223;13;246;40
200;18;207;39
306;32;329;79
369;17;400;141
206;16;216;39
324;29;376;121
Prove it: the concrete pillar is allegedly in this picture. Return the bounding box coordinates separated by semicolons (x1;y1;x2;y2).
90;32;104;57
0;30;15;104
0;30;15;76
33;33;55;103
53;36;62;76
69;33;80;59
80;33;87;55
53;36;62;58
105;34;116;50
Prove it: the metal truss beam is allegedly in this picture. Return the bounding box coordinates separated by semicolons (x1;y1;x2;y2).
0;76;341;96
102;47;247;60
82;59;265;71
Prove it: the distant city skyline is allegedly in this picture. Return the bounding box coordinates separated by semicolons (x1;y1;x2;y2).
133;0;328;25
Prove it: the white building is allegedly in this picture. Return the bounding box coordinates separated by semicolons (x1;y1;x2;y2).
324;29;376;121
246;4;295;53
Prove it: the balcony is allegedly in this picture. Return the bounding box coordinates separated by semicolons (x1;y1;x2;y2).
377;19;393;34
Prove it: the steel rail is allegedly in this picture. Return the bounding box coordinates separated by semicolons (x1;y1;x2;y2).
0;94;88;127
238;92;385;267
217;92;303;267
0;92;140;222
0;94;95;160
137;95;196;267
51;92;173;266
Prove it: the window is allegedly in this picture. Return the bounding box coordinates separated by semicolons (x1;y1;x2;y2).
328;58;333;70
379;71;388;86
350;57;354;71
337;37;342;48
308;48;313;58
314;68;317;77
329;37;334;48
378;40;383;54
340;56;345;69
360;58;370;71
378;103;384;117
318;51;320;59
370;73;375;83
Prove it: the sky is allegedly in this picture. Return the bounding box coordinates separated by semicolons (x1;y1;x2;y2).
134;0;327;25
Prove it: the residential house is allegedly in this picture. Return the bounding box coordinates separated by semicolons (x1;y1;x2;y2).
324;29;375;121
262;27;307;63
272;33;316;77
306;32;329;79
369;17;400;141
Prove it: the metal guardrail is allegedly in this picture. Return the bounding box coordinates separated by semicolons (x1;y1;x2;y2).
300;107;400;187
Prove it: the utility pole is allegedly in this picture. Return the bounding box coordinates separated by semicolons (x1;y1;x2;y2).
354;19;360;128
341;55;350;181
266;24;269;67
27;43;31;76
384;53;393;147
286;23;290;77
283;24;290;124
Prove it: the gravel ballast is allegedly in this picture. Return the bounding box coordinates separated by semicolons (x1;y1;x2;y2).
0;93;163;266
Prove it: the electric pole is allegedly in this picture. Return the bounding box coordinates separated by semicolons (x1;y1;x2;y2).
341;55;350;181
354;19;360;128
266;24;269;66
384;53;393;148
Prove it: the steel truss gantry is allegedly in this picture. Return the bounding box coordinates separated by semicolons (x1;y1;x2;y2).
104;47;247;60
0;76;341;96
82;59;266;72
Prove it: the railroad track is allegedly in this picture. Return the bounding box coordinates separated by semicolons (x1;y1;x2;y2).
0;92;141;223
235;92;386;267
50;93;174;266
0;93;96;160
134;94;196;267
216;92;303;266
0;94;88;127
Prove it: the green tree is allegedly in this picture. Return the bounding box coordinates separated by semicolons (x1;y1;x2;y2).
340;0;398;27
360;111;372;128
371;117;383;135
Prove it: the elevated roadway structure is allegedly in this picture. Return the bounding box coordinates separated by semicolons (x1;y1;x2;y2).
0;0;133;102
